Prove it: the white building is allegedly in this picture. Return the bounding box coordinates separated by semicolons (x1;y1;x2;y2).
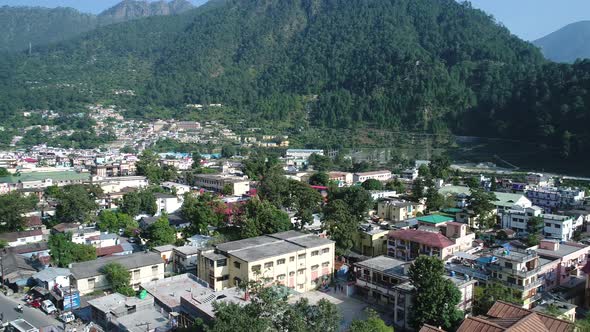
33;267;71;290
0;230;43;247
161;182;191;196
525;186;585;212
500;205;578;241
154;193;183;216
285;149;324;160
353;170;392;183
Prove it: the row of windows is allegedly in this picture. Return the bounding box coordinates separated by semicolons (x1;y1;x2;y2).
248;248;331;272
251;261;331;273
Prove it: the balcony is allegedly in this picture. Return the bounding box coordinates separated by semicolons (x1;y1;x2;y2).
487;264;540;278
502;277;544;291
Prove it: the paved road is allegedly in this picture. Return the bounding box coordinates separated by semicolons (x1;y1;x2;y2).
0;293;62;330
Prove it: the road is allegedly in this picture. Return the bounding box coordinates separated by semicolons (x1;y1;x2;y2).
0;293;62;330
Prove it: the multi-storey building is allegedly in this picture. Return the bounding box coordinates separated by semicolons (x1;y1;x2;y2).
91;162;135;177
352;224;389;257
377;198;424;222
535;239;590;289
354;256;475;331
328;172;354;187
500;205;577;241
387;222;475;261
197;231;334;292
487;247;543;308
191;174;250;196
70;252;165;295
525;186;585;212
353;170;392;183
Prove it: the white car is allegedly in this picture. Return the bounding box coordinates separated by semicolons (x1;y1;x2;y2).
41;300;56;314
59;312;75;323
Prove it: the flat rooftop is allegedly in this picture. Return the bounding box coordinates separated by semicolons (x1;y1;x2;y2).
355;256;408;277
536;243;589;258
0;171;90;184
215;231;334;263
181;287;249;319
116;309;168;332
141;274;209;311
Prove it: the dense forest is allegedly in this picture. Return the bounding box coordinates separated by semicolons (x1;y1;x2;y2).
0;0;195;53
0;0;589;161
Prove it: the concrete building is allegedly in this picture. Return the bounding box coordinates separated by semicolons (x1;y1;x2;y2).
488;247;543;309
439;185;532;212
285;149;324;160
197;231;335;292
352;224;389;257
387;222;475;261
328;172;353;187
93;176;148;194
33;267;71;290
354;256;475;330
70;252;165;295
525;186;586;212
377;199;424;222
173;246;200;274
154;193;183;216
191;174;250;196
87;293;156;329
0;230;43;247
400;168;419;181
500;205;578;241
0;170;90;193
535;239;590;289
91;163;135;177
353;170;392;183
161;182;191;196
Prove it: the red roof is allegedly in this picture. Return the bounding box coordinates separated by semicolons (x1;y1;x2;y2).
96;245;124;257
25;216;42;227
389;229;455;248
23;158;38;163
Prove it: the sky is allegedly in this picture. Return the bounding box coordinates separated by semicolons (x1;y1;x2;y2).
0;0;589;41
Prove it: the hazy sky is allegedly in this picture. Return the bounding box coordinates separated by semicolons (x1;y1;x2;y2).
0;0;589;41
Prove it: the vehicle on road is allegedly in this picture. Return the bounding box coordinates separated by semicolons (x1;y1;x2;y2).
26;299;41;309
59;312;75;324
40;300;56;314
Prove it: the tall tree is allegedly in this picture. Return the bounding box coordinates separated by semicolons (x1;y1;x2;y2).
144;215;176;247
322;199;358;254
0;192;38;232
48;233;97;267
286;180;322;228
330;187;372;221
239;198;291;239
49;184;102;223
412;178;425;201
429;156;451;180
309;172;330;186
526;216;545;246
102;262;135;296
349;309;393;332
181;193;226;234
473;282;519;315
408;256;462;330
469;188;497;229
425;186;444;212
120;191;141;217
361;179;383;191
136;150;162;183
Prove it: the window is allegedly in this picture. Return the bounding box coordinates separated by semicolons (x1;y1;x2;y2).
505;262;513;269
322;248;330;254
277;259;286;265
133;269;140;279
264;262;273;268
298;269;305;275
251;265;261;273
298;284;304;290
263;277;273;284
277;274;286;281
289;272;295;277
298;254;306;259
88;278;95;289
234;261;241;269
151;265;159;275
311;265;319;271
289;256;295;262
216;275;229;282
322;262;330;267
217;259;227;267
555;224;561;229
545;223;551;227
311;250;319;256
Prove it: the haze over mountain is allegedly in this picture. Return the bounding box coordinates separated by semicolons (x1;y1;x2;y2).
0;0;589;162
533;21;590;63
0;0;195;52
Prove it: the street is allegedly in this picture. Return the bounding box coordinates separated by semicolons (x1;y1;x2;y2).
0;293;61;330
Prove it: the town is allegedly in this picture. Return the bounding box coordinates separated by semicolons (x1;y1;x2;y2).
0;139;588;332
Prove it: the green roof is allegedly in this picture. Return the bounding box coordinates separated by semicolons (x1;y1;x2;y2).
416;215;454;224
0;171;90;184
438;186;526;208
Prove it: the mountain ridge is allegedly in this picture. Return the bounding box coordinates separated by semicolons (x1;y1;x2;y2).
0;0;196;53
534;20;590;63
1;0;589;161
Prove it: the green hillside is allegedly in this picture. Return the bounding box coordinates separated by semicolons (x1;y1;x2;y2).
1;0;590;161
534;21;590;63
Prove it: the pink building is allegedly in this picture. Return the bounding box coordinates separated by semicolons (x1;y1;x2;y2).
535;239;590;287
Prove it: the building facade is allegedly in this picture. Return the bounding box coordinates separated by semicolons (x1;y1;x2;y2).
197;231;334;292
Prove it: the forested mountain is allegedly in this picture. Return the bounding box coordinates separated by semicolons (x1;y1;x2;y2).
534;21;590;63
1;0;590;161
98;0;194;23
0;6;98;53
0;0;195;53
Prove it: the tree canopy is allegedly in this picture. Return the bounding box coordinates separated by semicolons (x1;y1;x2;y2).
47;184;102;224
48;232;97;267
102;262;135;296
408;256;463;330
144;215;176;247
0;192;38;232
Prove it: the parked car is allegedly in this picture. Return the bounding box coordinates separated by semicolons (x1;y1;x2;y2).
27;299;41;309
59;312;75;324
40;300;56;314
